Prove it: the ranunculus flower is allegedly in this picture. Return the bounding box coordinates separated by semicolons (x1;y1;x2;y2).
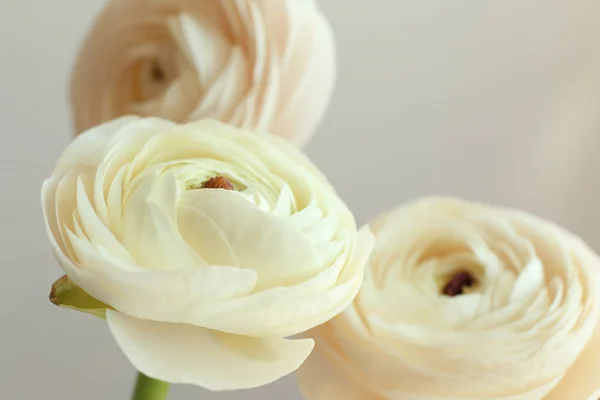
70;0;336;147
42;117;373;390
297;197;600;400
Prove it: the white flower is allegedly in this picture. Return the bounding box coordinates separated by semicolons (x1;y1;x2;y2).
42;117;373;390
70;0;336;147
297;197;600;400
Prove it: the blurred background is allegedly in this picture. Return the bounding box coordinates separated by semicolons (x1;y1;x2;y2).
1;0;600;399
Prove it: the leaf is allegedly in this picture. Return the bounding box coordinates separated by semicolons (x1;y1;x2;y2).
49;275;109;319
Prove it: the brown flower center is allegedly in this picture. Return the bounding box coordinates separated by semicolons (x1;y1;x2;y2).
150;60;166;82
442;270;476;296
201;176;235;190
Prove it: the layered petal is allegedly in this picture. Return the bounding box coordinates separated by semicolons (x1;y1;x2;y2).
297;342;381;400
53;116;139;176
545;320;600;400
106;310;314;390
192;225;374;336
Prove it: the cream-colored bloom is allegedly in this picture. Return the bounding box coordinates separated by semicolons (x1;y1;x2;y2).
70;0;335;147
42;117;373;390
298;197;600;400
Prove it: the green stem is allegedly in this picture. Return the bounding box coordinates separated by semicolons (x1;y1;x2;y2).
130;373;170;400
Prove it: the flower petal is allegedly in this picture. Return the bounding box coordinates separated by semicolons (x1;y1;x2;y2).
544;320;600;400
268;0;336;145
123;170;205;270
106;310;314;390
195;226;374;337
297;343;382;400
54;116;139;176
174;14;230;88
59;231;257;323
44;179;258;324
76;175;137;266
179;189;322;289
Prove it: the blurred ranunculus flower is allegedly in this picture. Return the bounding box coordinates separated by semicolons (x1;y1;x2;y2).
43;117;373;390
297;197;600;400
70;0;336;147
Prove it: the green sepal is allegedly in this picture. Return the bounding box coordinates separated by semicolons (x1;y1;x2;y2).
49;275;109;319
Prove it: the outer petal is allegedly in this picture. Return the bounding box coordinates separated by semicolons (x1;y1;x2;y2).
178;118;333;188
297;344;381;400
54;116;140;176
268;0;336;146
51;232;258;324
195;226;374;337
106;310;314;390
545;320;600;400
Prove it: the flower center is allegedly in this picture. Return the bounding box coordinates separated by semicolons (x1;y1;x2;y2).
442;270;476;296
150;60;166;82
201;176;235;190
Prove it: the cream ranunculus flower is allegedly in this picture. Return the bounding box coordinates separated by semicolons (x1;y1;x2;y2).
70;0;335;147
297;197;600;400
42;117;373;390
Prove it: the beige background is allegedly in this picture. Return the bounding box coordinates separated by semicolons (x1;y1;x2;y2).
2;0;600;399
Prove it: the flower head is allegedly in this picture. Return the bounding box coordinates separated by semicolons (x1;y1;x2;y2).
43;117;373;390
298;197;600;400
70;0;336;146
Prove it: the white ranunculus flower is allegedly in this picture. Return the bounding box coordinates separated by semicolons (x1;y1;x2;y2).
42;117;373;390
297;197;600;400
70;0;336;147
